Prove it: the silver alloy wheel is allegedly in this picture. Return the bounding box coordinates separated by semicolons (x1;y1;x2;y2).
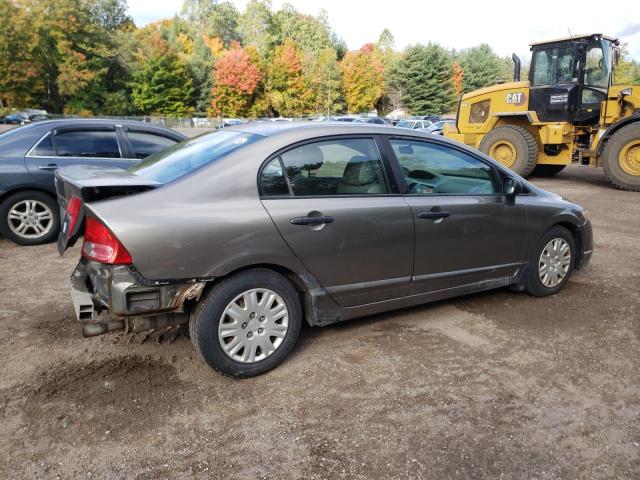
538;238;572;288
218;288;289;363
7;199;54;239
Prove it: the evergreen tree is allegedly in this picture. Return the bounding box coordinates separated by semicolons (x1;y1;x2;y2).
458;44;502;93
131;33;195;116
397;43;455;115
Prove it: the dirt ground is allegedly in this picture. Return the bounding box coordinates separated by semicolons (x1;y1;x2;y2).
0;166;638;479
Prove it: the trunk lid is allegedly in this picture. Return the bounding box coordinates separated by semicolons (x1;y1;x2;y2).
55;165;160;254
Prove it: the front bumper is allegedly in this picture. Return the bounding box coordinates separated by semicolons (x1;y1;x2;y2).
70;260;205;335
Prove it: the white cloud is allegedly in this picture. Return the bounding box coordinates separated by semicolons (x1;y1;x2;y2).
127;0;640;60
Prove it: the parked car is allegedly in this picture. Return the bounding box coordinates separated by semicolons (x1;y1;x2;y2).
422;119;456;135
396;119;432;130
413;115;441;123
0;119;185;245
354;117;394;125
2;109;50;125
56;123;592;377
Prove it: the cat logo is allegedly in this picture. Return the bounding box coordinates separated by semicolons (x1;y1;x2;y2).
506;92;527;106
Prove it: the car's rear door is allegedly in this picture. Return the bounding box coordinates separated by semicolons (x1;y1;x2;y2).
260;136;414;307
384;136;527;293
25;126;134;191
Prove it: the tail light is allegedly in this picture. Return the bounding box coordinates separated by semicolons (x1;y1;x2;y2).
82;217;132;265
65;195;82;234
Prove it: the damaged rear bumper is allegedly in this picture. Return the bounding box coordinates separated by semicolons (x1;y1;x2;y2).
70;260;206;337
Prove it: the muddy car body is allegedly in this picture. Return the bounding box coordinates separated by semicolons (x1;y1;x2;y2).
56;123;592;376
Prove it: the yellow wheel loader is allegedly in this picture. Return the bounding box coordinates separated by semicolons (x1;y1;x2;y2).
445;33;640;191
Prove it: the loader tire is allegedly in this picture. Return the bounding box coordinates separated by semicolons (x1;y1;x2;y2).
479;126;539;177
602;123;640;191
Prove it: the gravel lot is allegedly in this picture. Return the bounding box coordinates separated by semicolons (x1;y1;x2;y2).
0;165;638;479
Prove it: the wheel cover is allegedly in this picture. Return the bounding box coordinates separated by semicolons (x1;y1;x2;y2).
7;199;54;239
488;140;517;168
619;140;640;176
538;238;572;288
218;288;289;363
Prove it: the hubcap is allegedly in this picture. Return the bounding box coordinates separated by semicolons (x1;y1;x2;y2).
489;140;517;168
619;140;640;176
538;238;572;288
218;288;289;363
7;199;54;239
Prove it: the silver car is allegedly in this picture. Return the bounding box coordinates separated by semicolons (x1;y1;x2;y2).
56;123;592;377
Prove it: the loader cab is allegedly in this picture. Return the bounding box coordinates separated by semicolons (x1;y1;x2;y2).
528;34;618;125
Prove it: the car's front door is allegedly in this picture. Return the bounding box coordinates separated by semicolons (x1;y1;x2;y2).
24;126;135;191
260;137;414;307
386;137;527;293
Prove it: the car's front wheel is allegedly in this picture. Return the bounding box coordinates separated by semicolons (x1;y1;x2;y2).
0;191;60;246
524;226;576;297
190;268;303;377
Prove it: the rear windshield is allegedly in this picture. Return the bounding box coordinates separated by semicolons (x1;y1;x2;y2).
128;130;261;183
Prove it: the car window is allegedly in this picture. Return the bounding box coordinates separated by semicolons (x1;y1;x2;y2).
277;138;390;196
260;158;289;196
129;130;260;184
127;131;178;159
53;130;120;158
390;139;498;195
30;133;55;156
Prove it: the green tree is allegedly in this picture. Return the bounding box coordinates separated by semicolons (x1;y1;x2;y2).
238;0;275;58
131;32;195;115
397;43;455;115
303;47;344;115
458;44;503;93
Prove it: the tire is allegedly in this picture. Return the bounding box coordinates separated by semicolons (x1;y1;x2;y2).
532;164;566;177
602;123;640;191
0;190;60;246
524;226;576;297
479;125;539;177
190;268;303;377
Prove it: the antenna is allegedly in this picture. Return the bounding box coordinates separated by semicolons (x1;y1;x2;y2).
567;27;573;39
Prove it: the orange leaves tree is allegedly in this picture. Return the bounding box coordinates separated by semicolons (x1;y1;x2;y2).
266;39;313;117
209;42;262;117
452;61;465;97
339;44;385;113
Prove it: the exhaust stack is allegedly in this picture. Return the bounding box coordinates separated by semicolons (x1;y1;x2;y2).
512;53;521;81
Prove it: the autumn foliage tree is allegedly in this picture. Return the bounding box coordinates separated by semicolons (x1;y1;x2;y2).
340;44;385;113
209;43;262;117
452;61;464;97
266;39;312;116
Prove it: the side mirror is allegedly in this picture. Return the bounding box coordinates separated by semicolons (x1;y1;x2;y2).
503;177;522;197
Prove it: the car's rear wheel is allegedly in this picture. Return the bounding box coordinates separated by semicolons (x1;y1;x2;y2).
190;268;302;377
0;191;60;246
524;226;576;297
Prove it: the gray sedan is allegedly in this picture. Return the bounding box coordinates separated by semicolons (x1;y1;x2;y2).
56;123;592;377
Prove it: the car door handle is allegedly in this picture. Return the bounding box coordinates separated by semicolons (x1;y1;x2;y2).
38;164;59;171
418;211;450;220
290;216;334;225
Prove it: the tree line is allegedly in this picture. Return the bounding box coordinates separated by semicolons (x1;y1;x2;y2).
2;0;639;118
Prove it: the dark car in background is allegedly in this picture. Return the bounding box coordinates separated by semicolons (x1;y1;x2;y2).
0;119;185;245
55;123;592;377
354;117;394;125
1;109;51;125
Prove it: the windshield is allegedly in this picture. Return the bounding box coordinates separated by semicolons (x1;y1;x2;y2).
129;130;261;183
397;121;413;128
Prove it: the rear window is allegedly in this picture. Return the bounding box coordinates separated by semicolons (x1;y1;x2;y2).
54;130;120;158
128;130;260;183
127;131;177;159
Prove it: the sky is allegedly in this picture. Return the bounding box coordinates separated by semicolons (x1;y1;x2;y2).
127;0;640;61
